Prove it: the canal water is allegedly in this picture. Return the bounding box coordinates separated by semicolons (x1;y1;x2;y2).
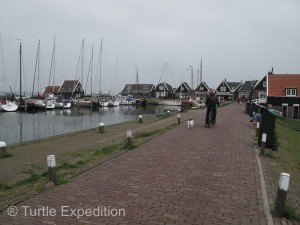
0;105;181;145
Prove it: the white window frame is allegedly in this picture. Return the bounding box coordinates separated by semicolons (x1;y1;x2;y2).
286;88;296;96
263;81;266;87
220;87;226;92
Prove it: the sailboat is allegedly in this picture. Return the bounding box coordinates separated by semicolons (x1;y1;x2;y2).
0;34;18;112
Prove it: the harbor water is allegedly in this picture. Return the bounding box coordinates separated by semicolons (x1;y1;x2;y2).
0;105;181;145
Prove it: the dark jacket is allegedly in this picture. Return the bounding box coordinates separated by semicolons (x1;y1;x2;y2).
205;93;220;108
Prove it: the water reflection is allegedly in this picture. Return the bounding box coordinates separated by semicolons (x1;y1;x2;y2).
0;105;180;145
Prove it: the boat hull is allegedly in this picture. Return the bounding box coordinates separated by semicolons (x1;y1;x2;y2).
0;101;18;112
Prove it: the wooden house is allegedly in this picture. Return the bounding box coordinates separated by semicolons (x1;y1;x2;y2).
121;84;155;98
195;82;210;101
154;82;173;99
58;80;83;99
43;86;60;96
216;79;243;101
174;82;192;99
253;75;267;100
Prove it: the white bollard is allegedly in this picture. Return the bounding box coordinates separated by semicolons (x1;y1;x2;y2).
47;155;57;185
256;122;260;137
138;115;143;123
260;133;267;155
177;114;181;124
0;141;7;158
99;122;105;133
127;130;132;146
274;173;290;217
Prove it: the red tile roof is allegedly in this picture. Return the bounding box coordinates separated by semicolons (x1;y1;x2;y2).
268;74;300;96
43;86;60;95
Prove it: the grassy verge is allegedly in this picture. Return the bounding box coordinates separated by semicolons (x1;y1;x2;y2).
0;122;178;211
257;116;300;222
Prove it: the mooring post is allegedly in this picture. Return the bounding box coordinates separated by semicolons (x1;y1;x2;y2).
47;155;57;185
99;122;105;133
127;130;132;146
274;172;290;217
138;115;143;123
0;141;7;158
256;121;260;137
260;133;267;155
177;113;181;124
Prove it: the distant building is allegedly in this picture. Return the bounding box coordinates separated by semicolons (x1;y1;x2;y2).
238;80;258;101
174;82;192;99
58;80;83;99
43;86;60;96
216;79;243;101
195;82;210;101
155;82;173;99
253;75;267;100
121;84;155;98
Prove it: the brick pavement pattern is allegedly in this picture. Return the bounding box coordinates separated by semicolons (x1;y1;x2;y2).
0;103;267;225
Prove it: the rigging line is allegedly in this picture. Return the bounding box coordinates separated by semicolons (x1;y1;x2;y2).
0;34;7;84
85;46;93;95
74;39;84;93
49;37;55;86
157;62;168;85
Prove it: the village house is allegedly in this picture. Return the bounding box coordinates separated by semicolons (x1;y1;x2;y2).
154;82;173;99
216;79;243;101
58;80;84;99
252;75;267;100
195;81;210;101
174;82;192;99
43;86;60;96
120;84;155;98
238;80;258;101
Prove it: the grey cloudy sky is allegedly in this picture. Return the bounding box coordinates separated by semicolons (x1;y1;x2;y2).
0;0;299;95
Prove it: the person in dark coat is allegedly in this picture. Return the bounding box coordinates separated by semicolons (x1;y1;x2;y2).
205;89;220;127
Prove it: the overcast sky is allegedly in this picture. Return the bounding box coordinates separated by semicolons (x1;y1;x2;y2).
0;0;300;95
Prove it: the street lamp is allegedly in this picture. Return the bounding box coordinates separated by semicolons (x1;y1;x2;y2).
187;66;194;99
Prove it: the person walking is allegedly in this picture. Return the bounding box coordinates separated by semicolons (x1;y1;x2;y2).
205;89;220;127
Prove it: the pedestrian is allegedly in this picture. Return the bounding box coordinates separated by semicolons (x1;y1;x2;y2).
205;89;220;127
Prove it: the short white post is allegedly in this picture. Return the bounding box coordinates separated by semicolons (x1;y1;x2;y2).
127;130;132;146
47;155;57;185
274;173;290;217
138;115;143;123
0;141;7;158
177;114;181;124
260;133;267;155
99;122;104;133
256;122;260;137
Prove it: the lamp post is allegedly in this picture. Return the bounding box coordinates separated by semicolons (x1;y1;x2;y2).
187;66;194;100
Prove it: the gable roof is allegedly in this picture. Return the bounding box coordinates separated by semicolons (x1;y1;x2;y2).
227;81;243;92
58;80;80;93
239;80;258;92
268;74;300;96
155;82;173;92
195;81;210;91
253;75;266;90
43;86;60;95
175;82;192;93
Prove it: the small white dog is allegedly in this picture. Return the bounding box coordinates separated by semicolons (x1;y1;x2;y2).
187;119;195;128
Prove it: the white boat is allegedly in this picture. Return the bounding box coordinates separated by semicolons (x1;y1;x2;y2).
157;100;182;106
99;99;109;107
34;100;46;109
44;100;55;110
0;100;18;112
119;96;135;105
55;101;71;109
107;100;120;107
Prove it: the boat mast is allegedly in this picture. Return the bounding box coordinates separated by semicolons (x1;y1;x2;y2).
32;40;40;97
136;67;139;99
81;39;84;96
49;36;56;93
99;38;102;95
19;41;22;101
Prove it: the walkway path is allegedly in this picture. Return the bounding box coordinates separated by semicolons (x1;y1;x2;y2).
0;103;268;225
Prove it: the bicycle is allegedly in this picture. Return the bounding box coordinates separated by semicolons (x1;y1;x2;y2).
208;108;215;128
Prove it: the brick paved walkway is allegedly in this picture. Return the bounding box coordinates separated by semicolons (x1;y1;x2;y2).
0;103;267;225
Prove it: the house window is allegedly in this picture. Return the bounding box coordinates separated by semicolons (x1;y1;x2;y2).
158;85;164;91
286;88;296;96
263;81;266;87
220;87;226;92
199;87;204;91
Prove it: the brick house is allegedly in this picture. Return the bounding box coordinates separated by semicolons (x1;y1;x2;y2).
267;73;300;119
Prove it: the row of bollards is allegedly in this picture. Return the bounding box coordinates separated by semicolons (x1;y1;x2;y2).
256;122;291;218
